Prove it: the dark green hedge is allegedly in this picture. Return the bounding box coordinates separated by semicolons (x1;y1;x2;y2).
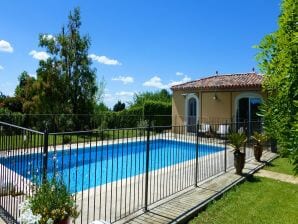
144;101;171;126
103;106;144;129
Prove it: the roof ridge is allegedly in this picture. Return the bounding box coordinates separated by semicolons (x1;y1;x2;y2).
171;72;260;88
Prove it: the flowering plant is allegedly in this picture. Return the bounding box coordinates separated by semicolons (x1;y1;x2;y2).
19;199;41;224
19;178;79;224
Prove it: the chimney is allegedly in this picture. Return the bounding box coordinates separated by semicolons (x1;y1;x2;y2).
215;71;219;76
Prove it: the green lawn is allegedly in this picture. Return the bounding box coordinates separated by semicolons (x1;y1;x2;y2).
189;176;298;224
264;157;295;176
0;129;149;150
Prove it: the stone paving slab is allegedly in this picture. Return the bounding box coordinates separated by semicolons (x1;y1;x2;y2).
255;169;298;184
124;151;278;224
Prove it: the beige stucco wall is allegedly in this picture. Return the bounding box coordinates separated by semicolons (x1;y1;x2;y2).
172;90;187;127
201;92;232;123
172;89;266;127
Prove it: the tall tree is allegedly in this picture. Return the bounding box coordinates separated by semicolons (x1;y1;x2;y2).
37;7;97;115
29;8;98;130
15;71;37;113
256;0;297;172
113;101;125;112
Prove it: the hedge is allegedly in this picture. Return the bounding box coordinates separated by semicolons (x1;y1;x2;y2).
143;101;171;126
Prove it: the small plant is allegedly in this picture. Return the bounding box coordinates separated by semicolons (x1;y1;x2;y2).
228;132;247;152
251;132;268;161
20;178;79;224
251;132;268;146
228;132;247;175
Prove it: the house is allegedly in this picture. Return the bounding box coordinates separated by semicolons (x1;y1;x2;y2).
170;72;265;133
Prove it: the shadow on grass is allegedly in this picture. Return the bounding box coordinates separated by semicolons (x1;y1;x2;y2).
244;174;261;183
262;160;274;167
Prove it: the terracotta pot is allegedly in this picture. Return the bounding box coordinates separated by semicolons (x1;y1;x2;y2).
234;151;245;175
58;218;70;224
253;145;263;162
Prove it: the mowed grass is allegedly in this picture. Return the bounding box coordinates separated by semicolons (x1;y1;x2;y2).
189;176;298;224
0;129;150;150
264;157;295;176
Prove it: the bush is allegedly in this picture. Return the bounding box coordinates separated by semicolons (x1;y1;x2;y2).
143;101;171;126
103;106;144;129
29;178;79;223
0;108;25;129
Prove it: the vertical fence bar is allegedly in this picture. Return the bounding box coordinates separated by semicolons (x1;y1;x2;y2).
42;129;49;183
195;123;199;187
144;120;151;212
224;120;228;172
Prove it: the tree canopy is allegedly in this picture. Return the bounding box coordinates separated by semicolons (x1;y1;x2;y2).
256;0;297;173
113;100;125;112
131;89;171;107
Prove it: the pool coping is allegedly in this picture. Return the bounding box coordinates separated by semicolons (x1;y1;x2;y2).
120;151;278;224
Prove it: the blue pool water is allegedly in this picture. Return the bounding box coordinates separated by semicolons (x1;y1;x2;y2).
1;139;223;193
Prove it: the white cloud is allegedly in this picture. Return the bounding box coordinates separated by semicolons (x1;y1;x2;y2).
89;54;121;65
115;91;135;97
103;93;113;101
29;50;50;61
143;76;168;89
0;40;13;53
176;72;184;76
0;65;4;70
29;73;37;78
112;76;134;84
168;75;191;87
42;34;56;41
143;74;192;89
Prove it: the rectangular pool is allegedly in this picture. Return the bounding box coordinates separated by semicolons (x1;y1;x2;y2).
1;139;223;193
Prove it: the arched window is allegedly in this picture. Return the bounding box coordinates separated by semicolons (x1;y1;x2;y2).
184;94;199;132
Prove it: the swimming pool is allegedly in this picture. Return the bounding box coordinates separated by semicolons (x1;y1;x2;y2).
1;139;223;193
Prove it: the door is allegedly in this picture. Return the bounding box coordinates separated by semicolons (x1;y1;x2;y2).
236;97;262;134
187;97;197;132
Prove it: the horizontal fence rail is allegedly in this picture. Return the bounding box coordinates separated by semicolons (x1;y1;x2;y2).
0;120;271;223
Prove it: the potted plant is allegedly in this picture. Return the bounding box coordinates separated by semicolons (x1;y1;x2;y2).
19;178;79;224
251;132;268;162
228;132;247;175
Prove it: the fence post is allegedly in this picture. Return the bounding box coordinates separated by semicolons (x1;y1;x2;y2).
224;120;228;172
194;123;199;187
42;129;49;183
144;119;151;212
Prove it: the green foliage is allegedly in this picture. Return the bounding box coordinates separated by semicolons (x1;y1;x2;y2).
143;101;171;126
251;132;268;146
10;8;100;131
264;157;296;176
256;0;297;173
228;132;247;151
30;178;79;223
2;97;23;113
0;108;25;127
131;89;171;107
0;92;7;107
103;106;144;129
113;100;125;112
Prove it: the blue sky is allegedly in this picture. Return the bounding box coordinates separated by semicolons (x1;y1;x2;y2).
0;0;280;108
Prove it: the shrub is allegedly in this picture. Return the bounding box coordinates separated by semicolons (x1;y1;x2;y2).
143;101;171;126
29;178;79;224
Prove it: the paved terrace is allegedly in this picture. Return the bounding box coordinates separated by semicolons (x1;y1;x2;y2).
122;151;277;224
0;132;275;224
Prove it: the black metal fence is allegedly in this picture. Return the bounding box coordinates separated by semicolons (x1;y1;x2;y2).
0;120;271;223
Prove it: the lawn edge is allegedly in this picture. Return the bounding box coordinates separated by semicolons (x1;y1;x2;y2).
176;154;279;224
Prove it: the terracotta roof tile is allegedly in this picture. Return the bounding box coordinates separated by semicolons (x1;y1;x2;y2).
171;72;263;90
